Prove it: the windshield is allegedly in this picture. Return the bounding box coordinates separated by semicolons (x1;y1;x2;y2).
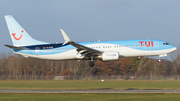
163;43;170;45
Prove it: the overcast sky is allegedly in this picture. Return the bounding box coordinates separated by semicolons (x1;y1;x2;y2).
0;0;180;55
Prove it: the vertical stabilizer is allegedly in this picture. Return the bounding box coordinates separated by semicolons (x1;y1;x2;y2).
5;15;48;46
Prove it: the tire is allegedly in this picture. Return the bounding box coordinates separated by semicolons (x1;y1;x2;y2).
89;61;94;67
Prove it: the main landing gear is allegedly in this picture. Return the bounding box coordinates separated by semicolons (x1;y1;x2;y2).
89;56;94;67
89;61;94;67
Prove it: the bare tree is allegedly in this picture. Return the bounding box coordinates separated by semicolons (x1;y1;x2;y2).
170;46;180;75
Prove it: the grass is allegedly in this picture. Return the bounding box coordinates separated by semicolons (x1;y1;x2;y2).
0;93;180;101
0;80;180;101
0;80;180;90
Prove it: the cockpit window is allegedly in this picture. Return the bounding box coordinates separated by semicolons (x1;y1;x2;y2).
163;43;170;45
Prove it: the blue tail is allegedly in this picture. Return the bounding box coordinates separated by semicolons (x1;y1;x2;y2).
5;15;48;46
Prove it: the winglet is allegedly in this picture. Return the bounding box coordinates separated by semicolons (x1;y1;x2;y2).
60;29;71;45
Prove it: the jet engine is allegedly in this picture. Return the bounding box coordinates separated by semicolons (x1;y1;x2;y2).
102;51;119;62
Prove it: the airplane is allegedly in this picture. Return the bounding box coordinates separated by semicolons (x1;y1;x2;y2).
4;15;177;67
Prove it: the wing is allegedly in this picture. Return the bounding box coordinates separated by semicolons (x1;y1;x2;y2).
68;41;102;53
60;29;102;54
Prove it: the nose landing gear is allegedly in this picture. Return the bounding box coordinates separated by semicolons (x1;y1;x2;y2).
158;59;161;63
158;54;167;63
158;57;161;63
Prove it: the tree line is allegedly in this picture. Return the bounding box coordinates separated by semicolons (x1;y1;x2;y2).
0;48;180;78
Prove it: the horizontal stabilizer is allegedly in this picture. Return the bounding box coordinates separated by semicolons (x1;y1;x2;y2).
4;44;21;49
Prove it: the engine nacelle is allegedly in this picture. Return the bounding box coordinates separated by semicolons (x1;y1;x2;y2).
102;51;119;62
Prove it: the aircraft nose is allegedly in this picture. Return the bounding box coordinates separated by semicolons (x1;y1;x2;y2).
172;47;177;52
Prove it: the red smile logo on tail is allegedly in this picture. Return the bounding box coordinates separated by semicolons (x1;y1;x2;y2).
12;30;23;40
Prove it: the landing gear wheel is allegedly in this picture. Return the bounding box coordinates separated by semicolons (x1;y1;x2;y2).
158;59;161;63
89;61;94;67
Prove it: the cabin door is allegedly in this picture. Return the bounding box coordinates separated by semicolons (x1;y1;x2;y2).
154;41;159;49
